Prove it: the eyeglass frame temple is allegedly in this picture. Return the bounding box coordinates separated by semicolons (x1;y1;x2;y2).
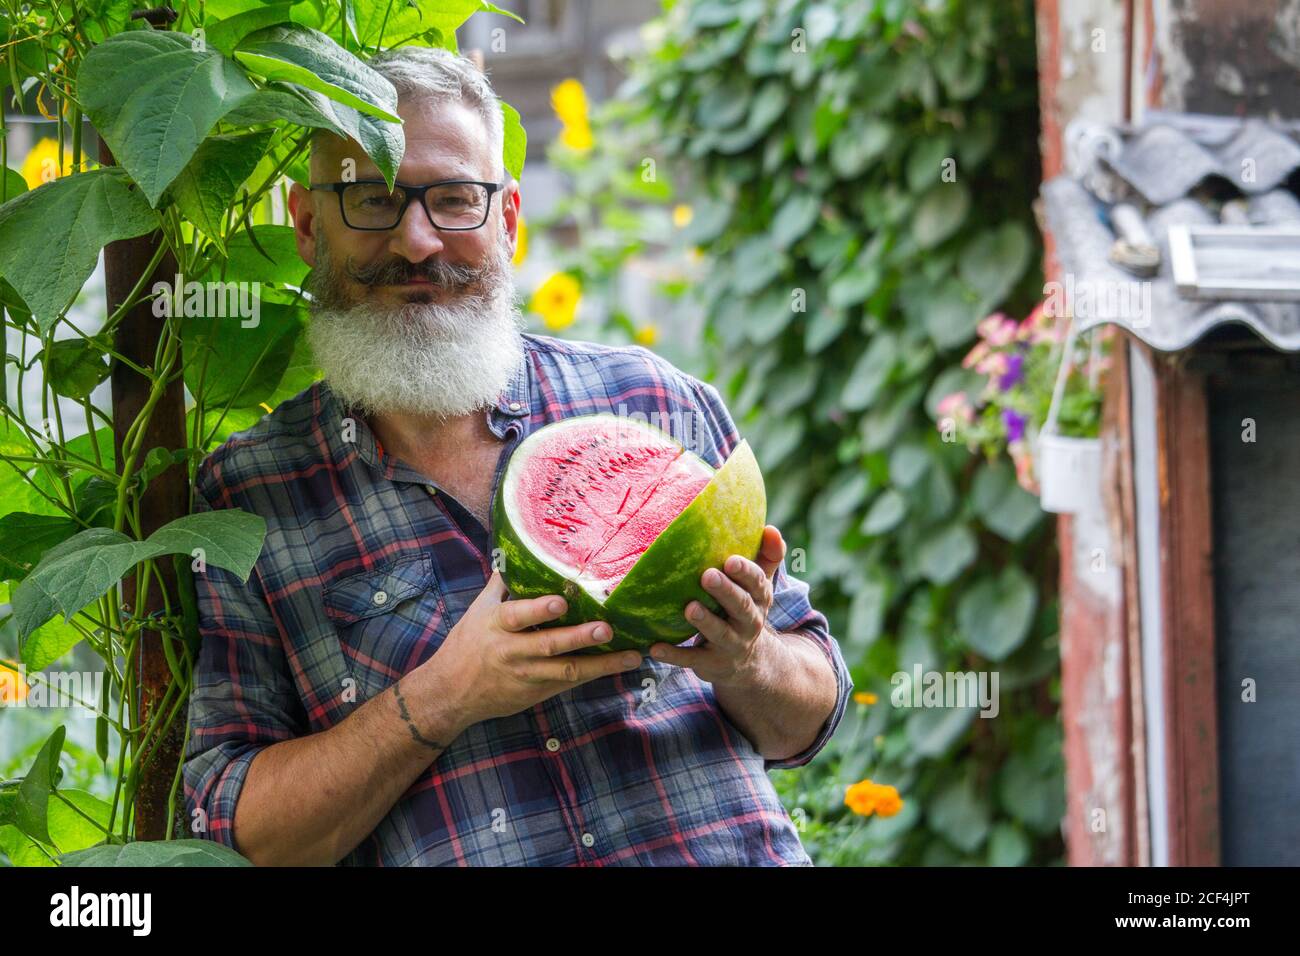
307;179;506;231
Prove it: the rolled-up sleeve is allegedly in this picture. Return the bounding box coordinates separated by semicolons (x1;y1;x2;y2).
182;474;305;851
683;370;854;771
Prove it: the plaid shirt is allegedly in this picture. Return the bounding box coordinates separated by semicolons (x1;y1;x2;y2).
183;333;852;866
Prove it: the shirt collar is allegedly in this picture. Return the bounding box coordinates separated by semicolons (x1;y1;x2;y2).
319;343;532;482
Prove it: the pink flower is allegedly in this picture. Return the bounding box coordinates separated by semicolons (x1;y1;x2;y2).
962;341;990;369
936;391;974;423
976;352;1009;379
1011;443;1038;493
977;312;1018;347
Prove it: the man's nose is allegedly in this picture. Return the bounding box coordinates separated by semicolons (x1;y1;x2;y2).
386;200;445;263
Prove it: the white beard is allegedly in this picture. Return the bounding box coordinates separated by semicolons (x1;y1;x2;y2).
305;250;526;421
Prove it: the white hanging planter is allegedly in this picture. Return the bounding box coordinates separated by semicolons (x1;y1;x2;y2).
1036;433;1102;514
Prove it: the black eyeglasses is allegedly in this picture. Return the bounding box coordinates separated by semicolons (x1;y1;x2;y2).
310;179;506;231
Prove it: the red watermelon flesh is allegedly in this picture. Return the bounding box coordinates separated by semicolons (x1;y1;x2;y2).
509;417;713;599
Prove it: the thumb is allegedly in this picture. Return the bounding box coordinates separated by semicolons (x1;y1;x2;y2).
756;525;785;580
479;569;511;605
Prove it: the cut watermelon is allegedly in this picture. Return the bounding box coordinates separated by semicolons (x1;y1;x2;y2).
492;413;766;653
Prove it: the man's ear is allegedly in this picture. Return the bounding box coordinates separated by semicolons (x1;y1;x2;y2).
501;179;521;253
289;182;318;269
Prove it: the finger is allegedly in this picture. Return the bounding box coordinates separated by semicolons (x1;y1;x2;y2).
524;648;643;685
700;567;765;636
755;526;786;579
648;643;710;667
513;619;614;658
721;555;773;609
494;593;569;632
684;598;741;648
476;570;511;605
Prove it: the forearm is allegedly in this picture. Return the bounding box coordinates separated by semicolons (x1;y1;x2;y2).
712;629;837;763
232;655;467;866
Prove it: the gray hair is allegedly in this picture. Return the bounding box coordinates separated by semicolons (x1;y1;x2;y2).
366;46;505;179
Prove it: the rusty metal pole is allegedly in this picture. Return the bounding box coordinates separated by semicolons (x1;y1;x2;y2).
98;137;189;841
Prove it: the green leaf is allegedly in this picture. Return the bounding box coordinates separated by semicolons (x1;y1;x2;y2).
914;523;977;585
840;332;897;411
906;705;975;758
988;822;1031;866
16;726;64;846
222;83;350;137
184;301;305;408
206;3;298;56
169;131;276;251
59;838;253;867
912;182;969;249
224;225;309;286
22;611;96;672
12;512;266;641
829;118;891;178
770;193;820;249
959;223;1032;315
860;488;907;535
906;134;952;192
0;513;80;582
971;459;1042;542
928;774;991;853
234;25;400;124
41;339;111;400
1;167;27;203
999;750;1065;835
501;100;527;181
79;31;259;205
956;566;1037;660
804;305;847;354
0;169;160;329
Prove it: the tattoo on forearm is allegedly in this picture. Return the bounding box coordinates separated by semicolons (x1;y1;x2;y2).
393;678;446;751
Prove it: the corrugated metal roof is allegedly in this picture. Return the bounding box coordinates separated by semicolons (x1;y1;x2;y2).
1040;113;1300;352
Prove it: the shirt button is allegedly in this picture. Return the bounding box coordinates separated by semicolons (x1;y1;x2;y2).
581;833;595;848
425;484;437;496
372;590;389;606
508;401;522;412
545;737;560;752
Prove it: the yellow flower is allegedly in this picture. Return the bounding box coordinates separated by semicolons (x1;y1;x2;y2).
559;120;593;154
513;216;529;266
672;204;694;228
853;691;878;705
634;324;658;347
530;272;581;331
551;79;590;128
844;779;904;818
0;661;28;705
20;137;70;189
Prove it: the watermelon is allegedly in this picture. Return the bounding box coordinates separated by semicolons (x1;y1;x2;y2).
492;413;766;653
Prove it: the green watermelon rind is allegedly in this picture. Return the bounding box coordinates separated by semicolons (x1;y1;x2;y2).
492;415;766;654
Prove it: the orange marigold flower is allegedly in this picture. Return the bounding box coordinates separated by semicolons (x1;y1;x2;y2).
844;779;904;818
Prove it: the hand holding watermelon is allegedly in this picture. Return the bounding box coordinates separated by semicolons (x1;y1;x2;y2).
647;525;788;687
429;570;644;732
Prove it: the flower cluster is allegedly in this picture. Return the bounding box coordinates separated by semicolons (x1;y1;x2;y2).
844;779;904;818
935;303;1108;493
551;78;593;154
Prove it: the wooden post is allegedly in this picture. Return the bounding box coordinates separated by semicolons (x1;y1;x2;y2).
99;138;190;841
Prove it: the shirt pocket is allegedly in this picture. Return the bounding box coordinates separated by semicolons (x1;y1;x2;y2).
321;553;446;701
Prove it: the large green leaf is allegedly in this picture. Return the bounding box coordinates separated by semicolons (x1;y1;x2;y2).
956;566;1037;660
41;339;110;400
60;838;252;866
80;31;259;206
185;301;306;408
913;522;976;585
912;181;969;249
16;726;64;846
928;774;991;853
12;512;267;641
0;513;79;581
971;459;1042;542
0;169;160;329
959;222;1032;315
234;24;400;123
207;3;298;56
224;225;309;286
169;131;276;251
501;100;527;181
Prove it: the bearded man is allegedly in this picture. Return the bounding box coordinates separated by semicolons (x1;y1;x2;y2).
183;46;851;867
